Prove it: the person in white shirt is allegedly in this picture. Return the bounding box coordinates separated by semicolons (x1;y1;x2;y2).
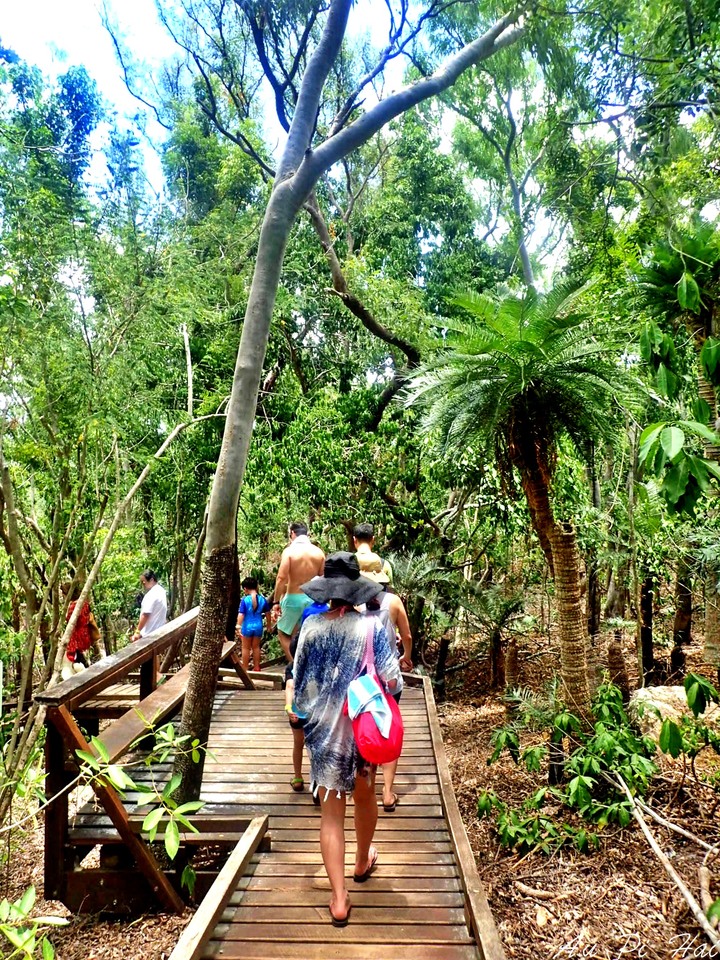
132;569;167;641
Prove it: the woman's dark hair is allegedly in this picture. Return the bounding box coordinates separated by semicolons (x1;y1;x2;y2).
241;576;258;590
142;569;157;583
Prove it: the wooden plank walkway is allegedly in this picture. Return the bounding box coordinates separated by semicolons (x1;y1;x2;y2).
195;685;490;960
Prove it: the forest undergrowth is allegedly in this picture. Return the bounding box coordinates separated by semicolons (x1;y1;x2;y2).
440;629;720;960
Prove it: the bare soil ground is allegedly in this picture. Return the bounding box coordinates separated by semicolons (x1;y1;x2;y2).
3;633;719;960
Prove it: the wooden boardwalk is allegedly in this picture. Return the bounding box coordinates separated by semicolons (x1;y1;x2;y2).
189;683;500;960
37;615;503;958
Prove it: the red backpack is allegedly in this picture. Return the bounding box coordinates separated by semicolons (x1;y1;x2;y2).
345;620;404;765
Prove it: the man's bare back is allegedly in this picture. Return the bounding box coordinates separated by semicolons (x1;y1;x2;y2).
272;524;325;660
277;536;325;595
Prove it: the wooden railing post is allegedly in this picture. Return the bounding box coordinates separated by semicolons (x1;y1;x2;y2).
139;652;158;700
49;704;184;914
44;718;73;900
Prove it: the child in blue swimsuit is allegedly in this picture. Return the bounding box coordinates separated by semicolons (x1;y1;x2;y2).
237;577;269;672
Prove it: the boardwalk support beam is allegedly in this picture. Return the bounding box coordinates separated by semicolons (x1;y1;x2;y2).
47;704;185;913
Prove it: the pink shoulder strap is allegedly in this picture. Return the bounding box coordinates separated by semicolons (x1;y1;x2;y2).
361;617;375;672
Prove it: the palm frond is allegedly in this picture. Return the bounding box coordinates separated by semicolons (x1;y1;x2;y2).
407;278;645;476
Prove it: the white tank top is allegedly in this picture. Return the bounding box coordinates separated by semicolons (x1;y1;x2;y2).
363;592;397;647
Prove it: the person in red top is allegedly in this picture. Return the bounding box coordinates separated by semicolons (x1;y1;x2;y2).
66;599;92;666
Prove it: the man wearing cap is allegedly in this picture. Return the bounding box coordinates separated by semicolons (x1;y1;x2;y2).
292;552;402;927
272;522;325;661
353;523;393;584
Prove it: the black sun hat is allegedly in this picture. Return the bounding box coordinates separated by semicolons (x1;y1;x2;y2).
300;552;382;606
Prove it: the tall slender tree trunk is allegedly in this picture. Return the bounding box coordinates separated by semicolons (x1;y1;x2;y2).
435;632;452;703
173;181;308;800
672;555;693;647
586;447;602;696
670;554;692;679
551;523;591;717
489;626;505;689
704;570;720;686
640;573;655;685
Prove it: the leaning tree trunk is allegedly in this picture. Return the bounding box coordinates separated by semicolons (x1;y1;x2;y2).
519;468;555;576
518;456;591;717
171;0;525;801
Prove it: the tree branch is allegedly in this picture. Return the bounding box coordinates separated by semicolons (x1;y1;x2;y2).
305;8;526;182
303;193;421;367
279;0;353;180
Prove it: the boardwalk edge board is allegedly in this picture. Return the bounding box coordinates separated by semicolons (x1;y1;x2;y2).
168;817;268;960
422;676;506;960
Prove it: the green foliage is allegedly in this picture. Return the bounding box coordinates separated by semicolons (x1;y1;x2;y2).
656;676;720;777
700;337;720;388
482;683;658;855
0;886;67;959
408;281;641;499
638;420;720;513
684;673;720;718
0;718;47;810
637;220;720;321
639;319;680;399
75;722;204;872
708;899;720;925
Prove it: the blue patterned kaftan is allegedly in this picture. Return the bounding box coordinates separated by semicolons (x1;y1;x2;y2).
292;610;402;795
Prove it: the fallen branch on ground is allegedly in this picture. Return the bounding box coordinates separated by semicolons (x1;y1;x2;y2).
514;880;571;901
615;774;720;949
635;797;717;853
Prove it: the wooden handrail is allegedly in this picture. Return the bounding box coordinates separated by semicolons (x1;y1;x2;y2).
35;607;199;711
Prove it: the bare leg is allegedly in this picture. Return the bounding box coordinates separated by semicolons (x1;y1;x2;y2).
381;760;399;808
252;637;261;672
241;637;251;672
278;630;293;662
320;789;350;920
292;727;305;781
353;767;378;876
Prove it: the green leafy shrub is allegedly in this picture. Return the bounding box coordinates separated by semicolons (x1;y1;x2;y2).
0;885;67;959
658;674;720;767
75;722;204;891
480;682;658;854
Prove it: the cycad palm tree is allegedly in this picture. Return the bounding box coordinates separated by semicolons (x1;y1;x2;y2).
407;281;638;715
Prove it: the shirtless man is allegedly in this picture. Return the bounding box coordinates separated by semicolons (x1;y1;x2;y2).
272;522;325;661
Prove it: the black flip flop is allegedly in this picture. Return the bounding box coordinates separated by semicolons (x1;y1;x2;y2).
353;847;378;883
383;793;399;813
329;904;351;927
